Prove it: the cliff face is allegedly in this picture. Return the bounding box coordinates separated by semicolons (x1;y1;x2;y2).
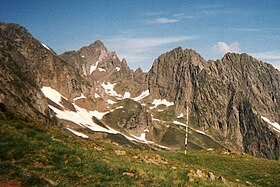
147;47;280;159
0;23;93;122
1;22;279;159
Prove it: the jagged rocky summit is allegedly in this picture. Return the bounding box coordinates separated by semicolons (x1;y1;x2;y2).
0;22;279;159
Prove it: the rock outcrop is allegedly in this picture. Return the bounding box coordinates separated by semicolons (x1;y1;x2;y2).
0;22;93;122
0;22;279;159
147;47;280;159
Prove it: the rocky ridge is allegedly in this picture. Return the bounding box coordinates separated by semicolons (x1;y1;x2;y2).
0;22;279;159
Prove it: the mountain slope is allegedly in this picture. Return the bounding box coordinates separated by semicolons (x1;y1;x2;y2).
1;118;280;186
0;22;96;123
0;22;279;160
148;47;280;159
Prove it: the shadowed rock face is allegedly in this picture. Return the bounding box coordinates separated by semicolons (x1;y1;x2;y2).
1;22;279;159
147;47;280;159
0;22;93;122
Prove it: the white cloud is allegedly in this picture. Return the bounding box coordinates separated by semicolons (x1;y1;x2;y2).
145;12;167;16
149;17;179;24
173;13;194;19
250;51;280;60
105;35;199;70
213;42;240;54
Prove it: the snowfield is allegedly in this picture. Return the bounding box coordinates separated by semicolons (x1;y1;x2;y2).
101;82;122;97
261;116;280;133
98;67;106;72
66;128;88;138
94;93;100;98
90;61;99;75
123;92;131;99
173;120;185;126
73;93;86;101
41;86;67;108
132;90;150;101
150;99;174;109
41;86;169;148
177;113;184;118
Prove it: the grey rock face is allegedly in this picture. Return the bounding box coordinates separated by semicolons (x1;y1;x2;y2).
0;22;92;122
1;22;279;160
147;47;280;159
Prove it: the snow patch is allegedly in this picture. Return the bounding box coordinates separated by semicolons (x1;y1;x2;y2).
94;93;100;98
81;55;85;58
132;90;150;101
152;118;160;122
101;82;122;97
173;120;186;126
41;87;67;108
150;99;174;109
41;42;50;50
123;92;131;99
90;61;99;75
107;99;116;105
131;131;154;144
41;87;161;143
66;128;88;138
115;106;124;109
261;116;280;133
73;93;86;101
177;113;184;118
195;130;206;135
98;68;106;72
116;67;120;71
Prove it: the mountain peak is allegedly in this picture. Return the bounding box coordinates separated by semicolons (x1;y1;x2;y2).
87;40;107;51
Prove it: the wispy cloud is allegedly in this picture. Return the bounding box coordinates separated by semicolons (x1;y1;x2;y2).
105;35;199;70
146;11;193;25
149;17;179;24
173;13;194;19
251;51;280;60
144;12;167;16
232;28;261;32
213;42;240;54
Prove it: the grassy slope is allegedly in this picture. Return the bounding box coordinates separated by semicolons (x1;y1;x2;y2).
0;118;279;186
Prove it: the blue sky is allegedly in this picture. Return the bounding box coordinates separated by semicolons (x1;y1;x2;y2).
1;0;280;70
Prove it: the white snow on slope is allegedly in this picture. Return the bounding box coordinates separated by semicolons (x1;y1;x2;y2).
66;128;88;138
81;55;85;58
48;104;111;132
73;93;86;101
150;99;174;109
173;121;206;135
107;99;116;105
123;92;131;99
94;93;100;98
261;116;280;133
131;129;154;144
101;82;122;97
41;86;67;108
98;68;106;72
41;87;170;148
41;43;50;50
116;67;120;71
132;90;150;101
173;120;186;126
195;130;206;135
152;118;160;122
90;61;99;75
177;113;184;118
